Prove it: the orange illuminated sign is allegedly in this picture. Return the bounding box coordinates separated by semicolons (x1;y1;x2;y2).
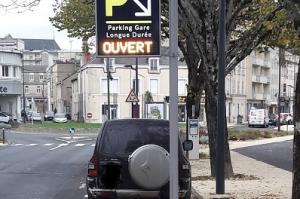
96;0;160;57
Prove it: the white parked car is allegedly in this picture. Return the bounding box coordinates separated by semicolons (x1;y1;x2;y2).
31;112;42;122
0;112;11;124
54;113;67;123
248;108;269;128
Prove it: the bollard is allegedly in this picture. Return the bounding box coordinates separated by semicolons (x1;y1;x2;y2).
2;128;5;144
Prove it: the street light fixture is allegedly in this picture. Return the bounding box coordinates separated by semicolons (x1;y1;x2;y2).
124;58;139;118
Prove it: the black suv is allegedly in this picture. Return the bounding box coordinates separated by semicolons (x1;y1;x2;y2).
87;119;192;199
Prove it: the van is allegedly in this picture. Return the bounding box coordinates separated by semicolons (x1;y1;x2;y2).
248;109;269;128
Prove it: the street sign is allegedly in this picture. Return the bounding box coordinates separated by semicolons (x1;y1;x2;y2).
87;113;93;119
126;89;139;102
96;0;160;57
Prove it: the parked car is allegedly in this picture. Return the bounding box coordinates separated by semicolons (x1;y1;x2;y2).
86;119;193;199
279;113;293;125
31;112;42;122
268;113;278;126
0;112;11;124
44;111;54;121
248;108;269;128
53;113;67;123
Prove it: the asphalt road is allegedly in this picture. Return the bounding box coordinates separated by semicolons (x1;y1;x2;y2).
233;139;293;171
0;131;97;199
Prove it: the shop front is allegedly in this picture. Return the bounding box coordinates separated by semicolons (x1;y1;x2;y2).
0;80;22;121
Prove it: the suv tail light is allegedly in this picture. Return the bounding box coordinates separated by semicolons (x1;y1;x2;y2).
88;156;98;177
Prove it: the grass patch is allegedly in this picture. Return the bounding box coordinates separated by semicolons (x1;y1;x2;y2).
228;130;289;140
21;121;101;129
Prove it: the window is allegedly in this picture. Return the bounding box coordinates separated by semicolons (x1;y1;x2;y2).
37;86;41;94
178;79;187;95
29;73;34;82
13;67;16;77
39;74;44;82
101;79;119;94
150;79;158;94
25;86;29;94
2;66;9;77
149;58;159;72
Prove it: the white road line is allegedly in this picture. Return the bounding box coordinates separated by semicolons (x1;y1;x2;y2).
79;183;86;189
75;144;85;147
27;144;38;146
84;194;88;198
49;143;68;151
44;143;54;146
13;144;23;146
91;144;95;147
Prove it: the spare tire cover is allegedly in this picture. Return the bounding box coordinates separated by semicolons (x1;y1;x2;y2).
128;144;170;190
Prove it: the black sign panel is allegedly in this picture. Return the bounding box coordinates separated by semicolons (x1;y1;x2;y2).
96;0;160;57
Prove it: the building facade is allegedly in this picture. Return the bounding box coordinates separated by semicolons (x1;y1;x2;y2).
226;47;299;123
47;61;78;114
21;39;61;113
0;36;23;121
73;51;206;123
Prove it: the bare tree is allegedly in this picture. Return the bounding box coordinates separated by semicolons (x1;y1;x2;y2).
0;0;40;12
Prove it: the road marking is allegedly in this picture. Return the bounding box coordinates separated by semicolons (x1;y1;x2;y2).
27;144;38;146
91;144;95;147
44;143;54;146
84;194;88;198
79;183;86;189
13;144;23;146
49;143;68;151
75;144;85;147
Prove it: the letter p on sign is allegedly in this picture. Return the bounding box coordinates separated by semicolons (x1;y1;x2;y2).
106;0;128;16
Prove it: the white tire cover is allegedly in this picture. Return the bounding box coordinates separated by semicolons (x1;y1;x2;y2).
128;144;170;190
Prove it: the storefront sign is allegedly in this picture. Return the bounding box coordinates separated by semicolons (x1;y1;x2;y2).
0;87;8;93
96;0;160;56
0;81;22;95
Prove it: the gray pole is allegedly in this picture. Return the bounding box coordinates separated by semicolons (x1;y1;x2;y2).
106;58;111;120
169;0;179;198
278;48;283;132
136;57;139;118
216;0;226;194
22;53;26;123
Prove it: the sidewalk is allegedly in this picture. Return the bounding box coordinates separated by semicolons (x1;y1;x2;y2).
191;136;293;199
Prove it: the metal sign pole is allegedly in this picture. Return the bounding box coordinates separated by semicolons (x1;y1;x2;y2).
169;0;179;198
106;58;111;120
216;0;226;194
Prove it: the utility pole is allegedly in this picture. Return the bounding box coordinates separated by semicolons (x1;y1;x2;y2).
216;0;226;194
135;57;139;118
42;81;45;115
22;53;26;123
278;48;284;132
169;0;179;198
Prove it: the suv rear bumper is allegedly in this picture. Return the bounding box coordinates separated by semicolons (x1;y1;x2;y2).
88;188;188;198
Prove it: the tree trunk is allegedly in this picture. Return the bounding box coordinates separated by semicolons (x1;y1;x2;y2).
205;82;234;177
292;58;300;199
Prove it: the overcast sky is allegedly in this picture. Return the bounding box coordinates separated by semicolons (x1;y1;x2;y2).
0;0;82;51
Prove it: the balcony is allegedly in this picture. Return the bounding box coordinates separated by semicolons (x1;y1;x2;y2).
252;75;270;84
252;57;271;68
253;93;264;100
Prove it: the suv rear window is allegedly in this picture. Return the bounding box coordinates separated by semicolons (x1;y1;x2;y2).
100;121;169;156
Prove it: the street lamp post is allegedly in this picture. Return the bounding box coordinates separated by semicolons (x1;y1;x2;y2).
125;57;140;118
